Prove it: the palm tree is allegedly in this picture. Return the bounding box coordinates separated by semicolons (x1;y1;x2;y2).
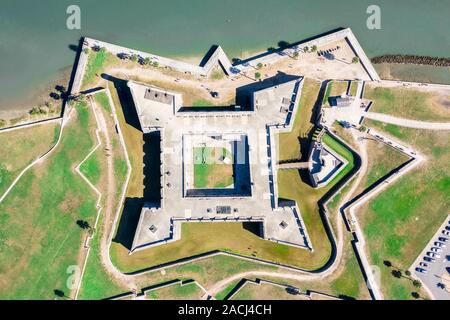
256;62;263;70
311;45;317;52
254;72;261;80
352;56;360;64
293;51;299;59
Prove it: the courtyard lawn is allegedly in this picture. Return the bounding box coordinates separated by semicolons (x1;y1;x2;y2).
0;122;59;196
360;119;449;299
0;102;98;299
193;147;233;188
364;85;450;121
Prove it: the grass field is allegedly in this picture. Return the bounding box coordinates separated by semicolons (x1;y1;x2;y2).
0;102;98;299
231;282;306;300
82;49;117;90
193;147;233;188
79;153;101;186
364;85;450;121
77;91;130;300
146;282;203;300
0;122;59;196
359;119;449;299
111;221;326;272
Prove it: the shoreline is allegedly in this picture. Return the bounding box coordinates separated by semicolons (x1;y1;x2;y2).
0;46;267;121
2;46;450;123
371;54;450;67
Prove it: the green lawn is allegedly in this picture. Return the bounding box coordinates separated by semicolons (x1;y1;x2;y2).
193;147;233;188
360;120;449;299
0;102;98;299
146;282;203;300
0;122;59;196
94;91;112;113
77;213;126;300
79;153;101;186
192;99;214;107
78;90;130;300
322;133;355;185
364;85;450;121
82;49;116;90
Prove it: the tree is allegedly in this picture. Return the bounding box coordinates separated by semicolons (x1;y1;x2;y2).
412;280;422;288
82;47;90;55
411;292;420;299
405;270;411;277
352;56;360;64
383;260;392;267
256;62;263;69
76;219;91;230
143;57;152;65
293;51;299;59
152;61;159;68
311;45;317;52
130;54;138;63
391;270;402;278
54;289;65;299
254;72;261;80
303;46;309;53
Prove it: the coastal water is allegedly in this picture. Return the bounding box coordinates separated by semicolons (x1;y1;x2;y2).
1;0;449;111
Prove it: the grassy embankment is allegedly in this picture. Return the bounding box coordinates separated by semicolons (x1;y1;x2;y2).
358;119;449;299
0;102;98;299
77;91;129;300
0;122;60;196
146;282;204;300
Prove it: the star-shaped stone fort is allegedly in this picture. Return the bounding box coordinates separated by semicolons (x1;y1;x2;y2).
129;75;314;252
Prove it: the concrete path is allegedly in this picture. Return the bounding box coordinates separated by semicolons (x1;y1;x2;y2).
364;112;450;130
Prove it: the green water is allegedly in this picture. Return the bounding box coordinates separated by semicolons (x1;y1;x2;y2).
0;0;449;110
